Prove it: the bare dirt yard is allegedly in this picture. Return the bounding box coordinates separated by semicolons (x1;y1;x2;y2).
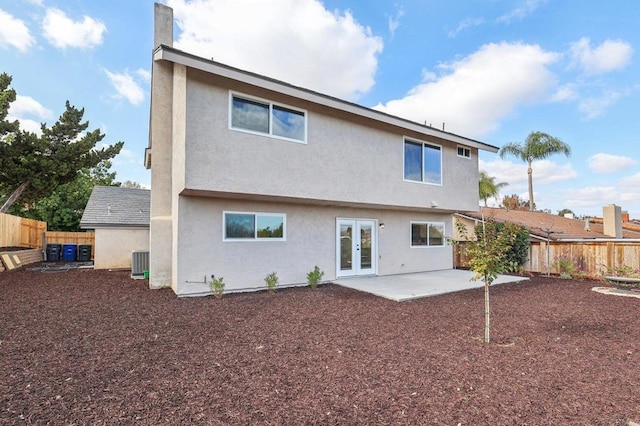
1;267;638;425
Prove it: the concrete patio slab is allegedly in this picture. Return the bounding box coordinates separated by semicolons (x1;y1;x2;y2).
333;269;529;302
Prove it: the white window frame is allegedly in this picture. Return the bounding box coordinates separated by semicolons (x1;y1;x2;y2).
223;211;287;242
410;221;446;248
457;145;471;159
229;91;307;144
403;137;443;186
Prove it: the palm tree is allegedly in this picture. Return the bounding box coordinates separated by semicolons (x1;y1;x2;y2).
498;131;571;211
479;171;508;207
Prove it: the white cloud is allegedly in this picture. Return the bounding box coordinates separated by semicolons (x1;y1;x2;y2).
497;0;546;24
481;158;577;191
587;153;638;174
620;172;640;188
448;17;484;38
550;83;578;102
6;95;54;135
9;95;54;120
167;0;383;100
135;68;151;83
578;90;621;120
564;186;619;208
0;9;35;52
374;42;558;138
388;8;404;38
42;8;106;49
104;69;145;105
569;37;633;75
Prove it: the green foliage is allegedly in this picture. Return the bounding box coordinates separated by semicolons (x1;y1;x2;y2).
557;208;574;217
475;221;529;271
499;131;571;211
8;160;120;231
456;218;520;343
479;171;508;207
209;276;225;299
553;257;575;279
256;223;284;238
0;73;124;212
460;219;517;285
603;264;640;279
306;265;324;290
264;271;279;293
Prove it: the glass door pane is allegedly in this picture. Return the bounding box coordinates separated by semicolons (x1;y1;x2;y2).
340;223;353;271
359;223;372;270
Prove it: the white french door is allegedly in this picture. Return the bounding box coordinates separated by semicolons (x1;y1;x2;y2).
336;219;377;277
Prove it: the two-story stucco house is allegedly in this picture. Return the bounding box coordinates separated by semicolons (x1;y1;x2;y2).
146;3;499;296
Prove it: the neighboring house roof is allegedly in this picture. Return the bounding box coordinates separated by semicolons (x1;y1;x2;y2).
457;207;640;240
80;186;150;229
147;44;499;166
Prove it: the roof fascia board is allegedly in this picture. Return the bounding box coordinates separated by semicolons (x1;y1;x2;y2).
154;45;499;153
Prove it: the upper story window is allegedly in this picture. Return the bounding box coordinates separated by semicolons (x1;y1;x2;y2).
457;146;471;158
223;211;286;241
404;139;442;185
230;93;307;143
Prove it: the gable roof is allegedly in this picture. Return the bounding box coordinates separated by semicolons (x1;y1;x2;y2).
80;186;150;229
457;207;640;240
150;45;500;157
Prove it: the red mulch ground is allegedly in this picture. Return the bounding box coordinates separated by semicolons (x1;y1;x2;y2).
1;267;638;425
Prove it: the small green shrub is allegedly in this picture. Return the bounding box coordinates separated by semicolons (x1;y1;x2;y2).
209;276;225;299
265;271;279;293
307;265;324;290
553;256;575;279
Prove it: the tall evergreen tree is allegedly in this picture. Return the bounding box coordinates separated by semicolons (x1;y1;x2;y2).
0;73;123;213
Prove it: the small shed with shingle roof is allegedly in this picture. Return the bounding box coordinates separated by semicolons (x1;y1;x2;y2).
80;186;150;269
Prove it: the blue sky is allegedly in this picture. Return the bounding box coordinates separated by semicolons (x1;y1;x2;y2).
1;0;639;218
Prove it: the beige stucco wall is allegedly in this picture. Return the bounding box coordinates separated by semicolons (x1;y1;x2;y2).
94;228;149;269
181;70;480;213
173;196;454;296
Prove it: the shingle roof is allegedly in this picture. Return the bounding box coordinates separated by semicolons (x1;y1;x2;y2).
80;186;150;228
458;207;640;240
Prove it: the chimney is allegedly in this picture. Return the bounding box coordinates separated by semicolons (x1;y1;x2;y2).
622;211;630;223
154;3;174;48
602;204;623;238
584;217;590;231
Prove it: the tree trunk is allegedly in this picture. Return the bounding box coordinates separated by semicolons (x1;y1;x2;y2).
484;277;491;343
527;159;534;211
0;181;29;213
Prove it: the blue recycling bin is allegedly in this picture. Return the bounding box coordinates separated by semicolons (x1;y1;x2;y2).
62;244;77;262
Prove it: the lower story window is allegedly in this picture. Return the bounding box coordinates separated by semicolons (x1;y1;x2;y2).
224;212;285;241
411;222;445;247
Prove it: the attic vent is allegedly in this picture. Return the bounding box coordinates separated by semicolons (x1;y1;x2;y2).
131;251;149;278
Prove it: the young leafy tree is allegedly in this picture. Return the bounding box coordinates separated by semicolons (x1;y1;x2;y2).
498;131;571;211
479;171;508;207
455;218;518;343
0;73;123;213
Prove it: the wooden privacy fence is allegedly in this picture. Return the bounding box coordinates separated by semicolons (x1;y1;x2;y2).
455;240;640;277
1;212;95;259
0;213;47;248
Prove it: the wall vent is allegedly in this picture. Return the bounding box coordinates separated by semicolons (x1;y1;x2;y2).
131;251;149;278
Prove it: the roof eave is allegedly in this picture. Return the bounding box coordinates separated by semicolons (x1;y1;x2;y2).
153;45;499;153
